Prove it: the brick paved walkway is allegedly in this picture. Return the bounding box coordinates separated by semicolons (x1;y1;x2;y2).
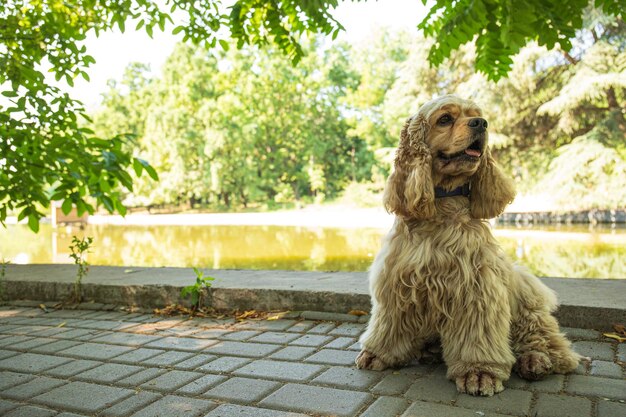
0;306;624;417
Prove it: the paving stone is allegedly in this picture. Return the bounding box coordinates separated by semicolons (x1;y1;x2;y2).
529;374;564;392
249;331;301;344
128;395;215;417
198;356;251;373
290;334;333;347
572;360;589;375
74;363;146;383
234;319;297;331
285;320;316;333
313;366;383;389
260;383;372;417
300;311;359;322
0;335;32;347
154;326;201;337
597;399;626;417
371;373;416;395
1;375;65;400
455;388;533;416
234;359;324;382
204;377;280;402
90;332;163;346
33;381;134;414
307;322;337;334
0;352;71;372
112;348;165;363
533;393;592;417
220;330;261;341
56;413;89;417
402;400;510;417
144;336;218;351
618;343;626;362
78;320;138;331
173;353;217;370
140;370;204;392
192;329;232;339
0;349;17;360
0;399;17;415
43;359;100;378
505;373;529;389
57;342;134;360
30;326;72;337
590;360;623;378
572;341;614;361
561;327;601;340
405;376;458;403
117;368;167;387
8;337;57;350
176;374;228;395
269;346;316;361
3;405;57;417
205;404;309;417
566;374;626;399
0;371;36;390
361;396;410;417
397;362;437;376
141;350;194;366
329;322;365;337
348;341;361;351
305;349;358;365
324;337;356;349
54;328;100;341
30;340;82;354
206;341;281;357
101;391;162;417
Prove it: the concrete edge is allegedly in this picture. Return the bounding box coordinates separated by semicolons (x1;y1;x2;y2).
2;265;625;330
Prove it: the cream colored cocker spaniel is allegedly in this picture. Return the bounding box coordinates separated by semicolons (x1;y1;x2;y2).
356;95;580;396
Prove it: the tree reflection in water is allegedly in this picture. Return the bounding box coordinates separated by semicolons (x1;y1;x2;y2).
1;224;624;278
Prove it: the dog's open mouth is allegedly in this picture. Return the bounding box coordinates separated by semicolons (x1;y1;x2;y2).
438;137;484;161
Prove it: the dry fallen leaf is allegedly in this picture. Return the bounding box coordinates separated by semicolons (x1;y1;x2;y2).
38;304;49;313
56;322;66;328
613;323;626;335
348;310;368;316
603;333;626;342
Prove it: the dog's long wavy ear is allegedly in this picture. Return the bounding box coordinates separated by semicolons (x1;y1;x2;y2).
469;146;516;219
383;116;436;219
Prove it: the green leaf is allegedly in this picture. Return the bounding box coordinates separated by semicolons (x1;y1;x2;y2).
132;158;143;176
28;214;39;233
219;39;230;51
172;26;184;35
61;198;73;215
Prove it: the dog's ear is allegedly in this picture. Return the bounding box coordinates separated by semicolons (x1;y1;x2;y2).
469;146;516;219
383;116;436;219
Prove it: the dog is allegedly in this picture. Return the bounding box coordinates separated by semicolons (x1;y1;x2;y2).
355;95;580;396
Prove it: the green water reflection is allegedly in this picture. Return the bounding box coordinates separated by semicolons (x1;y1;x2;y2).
1;224;624;278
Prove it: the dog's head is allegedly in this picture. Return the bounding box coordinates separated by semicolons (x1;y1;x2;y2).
383;95;515;220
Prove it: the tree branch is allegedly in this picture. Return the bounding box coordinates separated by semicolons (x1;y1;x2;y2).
562;51;578;65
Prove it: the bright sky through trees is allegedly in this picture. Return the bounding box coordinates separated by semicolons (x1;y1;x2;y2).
61;0;427;109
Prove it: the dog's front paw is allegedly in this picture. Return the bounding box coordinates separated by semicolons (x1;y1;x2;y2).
455;371;504;397
516;351;553;381
355;350;388;371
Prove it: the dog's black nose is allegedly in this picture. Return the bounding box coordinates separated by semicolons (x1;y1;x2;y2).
468;118;488;132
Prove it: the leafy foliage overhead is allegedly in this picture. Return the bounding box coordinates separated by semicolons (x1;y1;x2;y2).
418;0;626;80
0;0;343;231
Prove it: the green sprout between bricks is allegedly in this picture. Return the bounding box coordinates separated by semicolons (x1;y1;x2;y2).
181;267;215;311
69;236;93;303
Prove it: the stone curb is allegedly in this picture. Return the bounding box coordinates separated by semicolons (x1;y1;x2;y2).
2;264;625;330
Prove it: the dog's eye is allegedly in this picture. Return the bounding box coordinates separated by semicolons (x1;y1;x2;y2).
437;114;454;126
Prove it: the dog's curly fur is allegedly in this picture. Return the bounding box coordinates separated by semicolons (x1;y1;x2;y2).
355;95;580;396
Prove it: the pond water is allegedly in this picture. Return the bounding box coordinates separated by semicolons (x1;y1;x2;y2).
1;223;624;279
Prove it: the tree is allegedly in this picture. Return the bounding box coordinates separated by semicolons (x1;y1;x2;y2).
419;0;625;80
1;0;343;231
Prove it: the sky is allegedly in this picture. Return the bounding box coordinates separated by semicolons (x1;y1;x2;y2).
63;0;429;109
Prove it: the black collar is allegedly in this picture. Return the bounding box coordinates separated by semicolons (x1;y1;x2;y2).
434;183;470;198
